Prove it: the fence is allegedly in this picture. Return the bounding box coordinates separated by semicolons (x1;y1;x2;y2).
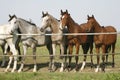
0;32;120;72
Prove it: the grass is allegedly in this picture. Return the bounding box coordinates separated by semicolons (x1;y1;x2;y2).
0;72;120;80
0;35;120;80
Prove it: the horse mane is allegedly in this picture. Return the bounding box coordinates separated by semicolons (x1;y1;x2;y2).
18;18;36;26
92;17;101;28
48;14;60;25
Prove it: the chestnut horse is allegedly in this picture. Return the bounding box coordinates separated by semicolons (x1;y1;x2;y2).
60;10;93;71
87;15;117;72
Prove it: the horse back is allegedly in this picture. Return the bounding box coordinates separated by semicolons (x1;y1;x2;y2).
94;26;117;45
102;26;117;45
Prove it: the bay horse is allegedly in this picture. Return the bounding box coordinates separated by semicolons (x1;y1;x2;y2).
60;10;93;71
40;12;68;72
87;15;117;72
9;15;53;72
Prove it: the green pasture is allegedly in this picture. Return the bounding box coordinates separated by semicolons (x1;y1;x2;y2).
0;35;120;80
0;72;120;80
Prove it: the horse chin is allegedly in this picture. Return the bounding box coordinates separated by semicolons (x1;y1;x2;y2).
40;28;45;32
59;27;63;31
59;25;64;31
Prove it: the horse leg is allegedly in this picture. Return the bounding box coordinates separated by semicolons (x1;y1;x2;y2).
64;44;68;71
68;44;73;71
95;46;100;72
16;43;21;61
5;55;13;72
15;35;21;61
33;47;37;72
90;43;93;68
101;45;106;72
9;44;18;72
18;45;27;73
75;43;79;71
51;43;56;71
111;43;115;67
59;43;65;72
80;44;89;71
49;43;56;72
1;44;8;67
105;46;109;63
3;44;12;72
46;44;54;72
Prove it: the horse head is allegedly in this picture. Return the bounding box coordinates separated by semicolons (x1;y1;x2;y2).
40;11;52;32
8;14;20;33
86;15;96;32
59;9;70;30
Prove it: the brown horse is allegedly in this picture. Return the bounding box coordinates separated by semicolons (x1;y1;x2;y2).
87;15;117;72
60;10;93;71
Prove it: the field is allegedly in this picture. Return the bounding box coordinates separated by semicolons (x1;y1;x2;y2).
0;35;120;80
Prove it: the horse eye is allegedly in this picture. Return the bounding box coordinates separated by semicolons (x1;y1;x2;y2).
14;21;16;24
46;19;49;22
60;17;62;20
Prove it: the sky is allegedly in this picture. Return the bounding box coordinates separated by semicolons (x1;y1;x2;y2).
0;0;120;31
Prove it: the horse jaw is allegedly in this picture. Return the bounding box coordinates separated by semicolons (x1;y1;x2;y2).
59;23;64;30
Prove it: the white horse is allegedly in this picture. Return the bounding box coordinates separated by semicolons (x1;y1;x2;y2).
9;15;53;72
0;15;20;72
40;12;68;72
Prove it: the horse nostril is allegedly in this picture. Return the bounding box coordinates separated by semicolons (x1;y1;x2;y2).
40;28;44;32
86;28;90;32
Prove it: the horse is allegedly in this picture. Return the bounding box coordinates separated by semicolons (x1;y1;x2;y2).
0;16;20;72
87;15;117;72
8;15;53;72
1;15;21;67
40;12;68;72
1;37;21;67
59;10;93;71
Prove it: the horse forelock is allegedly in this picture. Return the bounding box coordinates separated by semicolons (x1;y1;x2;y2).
42;12;49;18
43;14;59;26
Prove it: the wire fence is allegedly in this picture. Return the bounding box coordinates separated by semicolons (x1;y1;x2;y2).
0;52;119;57
0;32;119;57
0;32;119;36
0;32;120;72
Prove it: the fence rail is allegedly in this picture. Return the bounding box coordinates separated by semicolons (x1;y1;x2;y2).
0;52;119;57
0;32;119;57
0;32;119;36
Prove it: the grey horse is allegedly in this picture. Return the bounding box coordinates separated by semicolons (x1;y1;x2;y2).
40;12;68;72
9;15;53;72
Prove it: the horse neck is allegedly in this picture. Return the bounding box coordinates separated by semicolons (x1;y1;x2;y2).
50;18;62;33
18;19;38;34
93;20;102;33
67;16;79;33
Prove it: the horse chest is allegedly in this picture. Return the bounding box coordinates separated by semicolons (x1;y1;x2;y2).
94;35;104;45
51;35;63;41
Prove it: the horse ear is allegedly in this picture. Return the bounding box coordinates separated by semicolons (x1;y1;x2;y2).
46;12;48;15
61;10;63;15
13;14;17;19
87;15;90;18
9;14;12;18
92;15;94;18
42;11;44;16
66;9;68;14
